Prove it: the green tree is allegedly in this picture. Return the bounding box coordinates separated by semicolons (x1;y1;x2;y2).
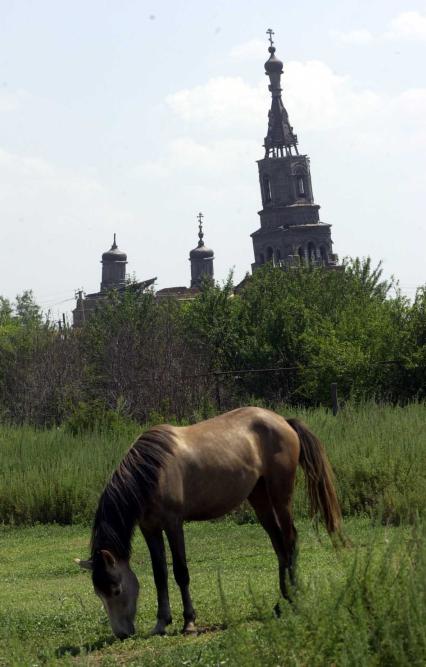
15;290;42;326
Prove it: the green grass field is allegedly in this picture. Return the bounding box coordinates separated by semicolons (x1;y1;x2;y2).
1;519;425;667
1;402;425;665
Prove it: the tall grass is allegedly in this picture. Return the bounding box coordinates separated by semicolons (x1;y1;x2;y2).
139;522;426;667
0;402;425;525
184;523;426;667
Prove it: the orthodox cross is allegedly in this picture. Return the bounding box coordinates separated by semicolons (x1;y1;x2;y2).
197;211;204;246
266;28;275;47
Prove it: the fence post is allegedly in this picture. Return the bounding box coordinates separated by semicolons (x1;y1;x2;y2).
331;382;339;416
215;375;222;412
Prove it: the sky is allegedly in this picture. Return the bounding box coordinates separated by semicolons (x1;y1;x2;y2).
0;0;425;319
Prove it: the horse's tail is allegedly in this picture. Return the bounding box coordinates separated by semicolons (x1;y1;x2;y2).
287;418;342;537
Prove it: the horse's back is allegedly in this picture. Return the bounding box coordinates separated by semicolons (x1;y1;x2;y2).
156;407;300;521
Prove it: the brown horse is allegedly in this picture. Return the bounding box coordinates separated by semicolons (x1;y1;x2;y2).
76;407;341;639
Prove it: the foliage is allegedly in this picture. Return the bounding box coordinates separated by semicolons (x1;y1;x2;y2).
0;519;425;666
0;260;425;425
226;260;416;404
63;398;135;436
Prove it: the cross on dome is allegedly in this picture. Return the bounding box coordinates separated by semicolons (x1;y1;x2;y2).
266;28;275;47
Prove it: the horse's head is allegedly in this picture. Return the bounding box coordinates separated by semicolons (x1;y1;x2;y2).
76;550;139;639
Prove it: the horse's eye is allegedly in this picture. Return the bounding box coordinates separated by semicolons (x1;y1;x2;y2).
112;587;121;597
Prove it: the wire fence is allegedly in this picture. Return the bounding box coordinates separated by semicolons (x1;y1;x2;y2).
1;348;422;426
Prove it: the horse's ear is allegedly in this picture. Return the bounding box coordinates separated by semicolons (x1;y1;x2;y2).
75;558;93;571
100;549;117;569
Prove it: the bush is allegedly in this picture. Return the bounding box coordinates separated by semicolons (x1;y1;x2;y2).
63;399;134;436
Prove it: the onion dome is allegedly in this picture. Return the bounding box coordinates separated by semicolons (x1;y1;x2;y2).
189;213;214;258
264;46;283;74
190;244;214;259
102;234;127;262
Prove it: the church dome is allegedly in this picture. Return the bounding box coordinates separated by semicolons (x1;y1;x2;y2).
264;46;283;74
189;244;214;259
102;234;127;262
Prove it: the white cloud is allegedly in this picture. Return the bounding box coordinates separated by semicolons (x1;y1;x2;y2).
0;147;135;304
133;136;258;182
166;61;382;134
0;89;28;112
332;29;373;45
332;10;426;45
385;10;426;40
230;39;266;61
166;76;266;130
0;148;103;205
161;58;426;168
284;61;381;131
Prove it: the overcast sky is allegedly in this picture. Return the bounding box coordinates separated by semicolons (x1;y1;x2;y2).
1;0;425;318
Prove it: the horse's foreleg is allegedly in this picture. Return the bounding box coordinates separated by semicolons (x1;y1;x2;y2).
165;520;196;635
142;528;172;635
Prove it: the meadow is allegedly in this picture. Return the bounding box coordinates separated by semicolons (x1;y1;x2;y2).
1;519;425;666
0;402;425;666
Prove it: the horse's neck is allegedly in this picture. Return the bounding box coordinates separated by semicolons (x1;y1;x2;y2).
93;487;138;560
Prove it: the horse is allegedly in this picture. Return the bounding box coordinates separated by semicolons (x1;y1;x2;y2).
75;407;341;639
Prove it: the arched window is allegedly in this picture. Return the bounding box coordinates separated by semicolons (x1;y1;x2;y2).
258;253;265;265
298;246;305;262
320;246;327;264
263;175;272;203
276;248;281;262
308;242;316;263
266;246;274;262
297;175;305;197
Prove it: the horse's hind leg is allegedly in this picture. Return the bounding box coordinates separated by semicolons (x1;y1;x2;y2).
165;519;196;635
266;470;298;594
248;477;296;605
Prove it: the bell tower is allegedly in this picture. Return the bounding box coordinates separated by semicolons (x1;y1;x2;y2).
100;234;128;291
251;30;339;269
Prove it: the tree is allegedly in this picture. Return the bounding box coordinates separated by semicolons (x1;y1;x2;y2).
15;290;42;326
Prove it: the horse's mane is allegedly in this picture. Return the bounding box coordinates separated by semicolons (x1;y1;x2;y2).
91;427;174;560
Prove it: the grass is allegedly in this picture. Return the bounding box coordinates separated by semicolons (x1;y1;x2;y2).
0;518;425;666
1;402;425;664
0;402;425;525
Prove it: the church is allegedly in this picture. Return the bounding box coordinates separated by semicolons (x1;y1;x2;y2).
73;33;339;326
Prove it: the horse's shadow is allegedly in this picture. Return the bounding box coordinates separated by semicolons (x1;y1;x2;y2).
55;636;116;658
55;624;226;658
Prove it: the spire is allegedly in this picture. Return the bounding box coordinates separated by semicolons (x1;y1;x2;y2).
197;212;204;247
112;233;117;249
264;29;299;158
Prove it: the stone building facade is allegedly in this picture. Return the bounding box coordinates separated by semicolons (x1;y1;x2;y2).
251;36;339;270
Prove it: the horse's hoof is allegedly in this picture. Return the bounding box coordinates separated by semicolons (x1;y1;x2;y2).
150;622;169;636
183;621;197;635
